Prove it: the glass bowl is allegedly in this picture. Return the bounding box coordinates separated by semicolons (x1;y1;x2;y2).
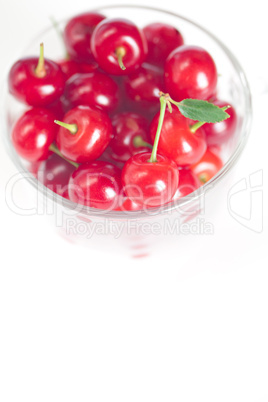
1;5;252;253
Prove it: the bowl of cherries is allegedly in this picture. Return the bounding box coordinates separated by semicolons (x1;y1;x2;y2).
3;5;252;222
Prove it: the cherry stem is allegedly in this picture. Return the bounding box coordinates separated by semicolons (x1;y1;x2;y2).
189;105;231;133
133;135;153;149
148;95;167;163
199;174;208;184
49;143;79;168
35;43;46;78
115;47;126;71
189;121;206;133
159;92;231;134
54;120;78;135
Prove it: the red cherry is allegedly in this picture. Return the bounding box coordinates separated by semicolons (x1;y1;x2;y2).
143;22;184;67
78;62;99;73
55;105;113;164
207;144;222;157
46;98;68;120
124;63;165;115
11;108;57;162
64;71;119;114
26;161;42;178
115;197;141;211
173;168;200;200
190;149;223;184
165;45;218;101
202;100;237;145
37;153;76;198
97;146;124;170
63;12;105;62
91;18;147;75
122;152;179;207
8;43;65;107
57;59;81;80
150;106;207;166
68;161;122;209
110;112;152;162
57;58;98;81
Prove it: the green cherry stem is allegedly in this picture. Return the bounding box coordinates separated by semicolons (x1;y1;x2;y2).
115;47;126;71
189;121;207;133
148;95;167;163
189;105;231;133
35;43;46;78
54;120;78;135
49;143;79;168
199;173;208;184
159;92;231;133
133;135;153;149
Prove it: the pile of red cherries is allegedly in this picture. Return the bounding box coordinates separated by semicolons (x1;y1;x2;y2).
8;12;237;212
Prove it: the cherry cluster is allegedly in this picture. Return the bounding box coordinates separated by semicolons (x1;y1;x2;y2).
8;12;237;212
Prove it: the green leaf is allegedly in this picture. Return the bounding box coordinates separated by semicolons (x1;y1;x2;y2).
177;99;230;123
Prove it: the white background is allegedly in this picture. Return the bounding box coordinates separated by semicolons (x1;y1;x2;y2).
0;0;267;401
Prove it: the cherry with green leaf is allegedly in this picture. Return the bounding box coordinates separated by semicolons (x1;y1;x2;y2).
122;95;179;208
122;93;230;208
8;43;65;106
150;92;230;166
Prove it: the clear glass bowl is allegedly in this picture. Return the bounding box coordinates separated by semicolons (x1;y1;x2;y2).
1;5;252;252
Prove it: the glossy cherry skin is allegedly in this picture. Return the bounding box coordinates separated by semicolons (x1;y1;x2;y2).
122;152;179;207
143;22;184;67
207;144;222;157
150;107;207;166
57;59;98;81
91;18;148;75
56;105;113;164
26;161;42;178
68;161;122;210
190;149;223;184
115;197;141;211
173;168;200;200
63;12;105;62
11;108;57;162
65;71;119;114
37;154;76;199
8;57;65;107
203;100;237;145
165;45;218;101
110;112;151;162
57;59;81;80
47;97;69;120
97;146;124;170
124;63;165;115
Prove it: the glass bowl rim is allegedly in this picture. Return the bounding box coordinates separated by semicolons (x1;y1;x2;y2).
1;4;253;221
